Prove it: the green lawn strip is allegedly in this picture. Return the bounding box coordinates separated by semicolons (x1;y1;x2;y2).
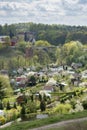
1;110;87;130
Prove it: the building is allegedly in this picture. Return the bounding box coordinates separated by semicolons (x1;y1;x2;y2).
0;36;10;44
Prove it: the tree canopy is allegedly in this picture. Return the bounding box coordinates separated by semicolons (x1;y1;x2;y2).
56;41;87;66
0;75;13;100
1;23;87;46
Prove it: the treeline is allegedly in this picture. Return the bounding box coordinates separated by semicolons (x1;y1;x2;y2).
0;23;87;45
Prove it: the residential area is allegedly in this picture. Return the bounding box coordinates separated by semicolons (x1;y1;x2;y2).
0;23;87;130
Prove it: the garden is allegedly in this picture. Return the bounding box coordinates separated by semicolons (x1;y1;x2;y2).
0;67;87;127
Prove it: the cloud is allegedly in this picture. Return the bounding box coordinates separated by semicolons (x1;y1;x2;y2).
0;0;87;25
79;0;87;4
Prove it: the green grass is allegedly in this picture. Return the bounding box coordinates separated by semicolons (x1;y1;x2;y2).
48;121;87;130
1;110;87;130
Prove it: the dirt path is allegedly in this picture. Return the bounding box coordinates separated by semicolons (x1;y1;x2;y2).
1;117;87;130
0;121;13;128
30;117;87;130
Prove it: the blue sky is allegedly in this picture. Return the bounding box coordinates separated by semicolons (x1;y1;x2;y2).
0;0;87;25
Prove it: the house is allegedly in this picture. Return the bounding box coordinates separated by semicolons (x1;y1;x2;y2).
0;36;10;44
17;31;35;43
0;110;4;116
71;73;81;86
24;31;35;43
57;82;67;90
46;78;57;86
11;37;17;46
81;70;87;79
71;62;83;69
0;69;8;75
16;94;26;105
44;85;54;93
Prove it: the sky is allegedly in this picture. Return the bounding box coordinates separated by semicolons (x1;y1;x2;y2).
0;0;87;26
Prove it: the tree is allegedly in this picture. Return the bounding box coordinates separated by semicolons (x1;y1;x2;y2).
26;101;36;114
13;102;17;109
6;101;11;110
21;105;26;120
0;82;5;100
39;93;42;101
56;41;83;65
0;101;4;110
35;40;51;47
40;100;46;112
28;75;36;86
30;94;34;102
0;75;13;100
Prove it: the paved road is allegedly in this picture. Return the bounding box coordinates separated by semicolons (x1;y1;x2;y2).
30;117;87;130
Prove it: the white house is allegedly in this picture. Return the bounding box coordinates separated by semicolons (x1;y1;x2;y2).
0;36;10;44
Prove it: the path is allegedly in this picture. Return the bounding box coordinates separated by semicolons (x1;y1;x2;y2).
30;117;87;130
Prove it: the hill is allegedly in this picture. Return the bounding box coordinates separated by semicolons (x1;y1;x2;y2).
0;23;87;46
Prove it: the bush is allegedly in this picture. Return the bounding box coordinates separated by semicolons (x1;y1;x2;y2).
54;103;72;114
70;99;77;109
0;116;6;125
82;100;87;109
75;102;84;112
5;108;20;122
26;101;37;114
26;113;36;120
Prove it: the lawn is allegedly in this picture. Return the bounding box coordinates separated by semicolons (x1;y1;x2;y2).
0;110;87;130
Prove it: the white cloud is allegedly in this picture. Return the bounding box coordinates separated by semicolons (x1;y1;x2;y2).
0;10;7;16
64;0;79;4
0;0;87;25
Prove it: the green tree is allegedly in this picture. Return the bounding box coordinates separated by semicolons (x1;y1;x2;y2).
56;41;83;65
0;82;5;100
0;101;4;110
13;102;17;109
26;101;36;114
21;105;26;120
0;75;13;100
40;100;46;112
35;40;51;47
28;75;36;86
6;101;11;110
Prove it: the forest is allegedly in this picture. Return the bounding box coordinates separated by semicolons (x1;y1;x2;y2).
0;22;87;46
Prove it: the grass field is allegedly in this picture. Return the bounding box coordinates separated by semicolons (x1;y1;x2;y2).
0;110;87;130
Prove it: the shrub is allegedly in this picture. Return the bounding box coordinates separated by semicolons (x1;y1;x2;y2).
82;100;87;109
54;103;72;114
26;101;37;114
5;108;20;122
0;116;6;125
70;99;77;109
75;101;84;112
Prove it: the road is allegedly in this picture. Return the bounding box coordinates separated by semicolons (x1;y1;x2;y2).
30;117;87;130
